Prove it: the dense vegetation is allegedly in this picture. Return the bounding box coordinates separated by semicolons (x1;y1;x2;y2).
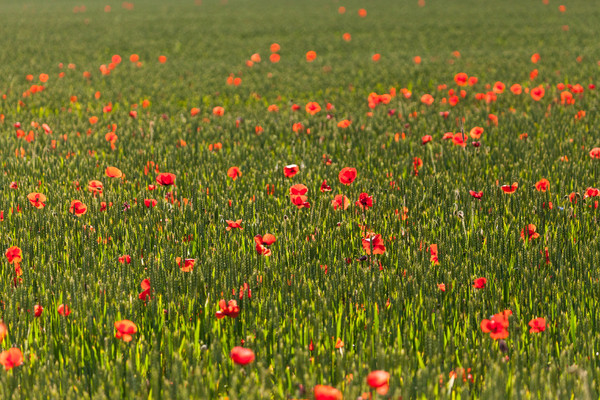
0;0;599;398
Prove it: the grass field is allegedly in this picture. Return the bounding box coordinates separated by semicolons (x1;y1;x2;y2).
1;0;600;398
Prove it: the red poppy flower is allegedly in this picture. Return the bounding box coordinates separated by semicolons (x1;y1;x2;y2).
227;166;242;180
521;224;540;240
34;304;43;317
339;167;357;185
493;81;505;94
421;135;432;145
175;257;196;272
105;166;123;178
590;148;600;159
480;311;511;340
58;304;71;316
337;119;351;128
500;182;518;194
510;84;522;95
535;179;549;192
255;234;276;256
114;320;137;342
284;164;300;178
5;246;23;264
156;172;176;186
139;279;151;301
69;200;87;216
413;157;423;175
27;192;47;208
225;219;243;231
230;346;255;365
144;199;157;208
528;317;546;333
437;283;446;292
320;180;332;192
469;190;483;199
362;234;386;255
290;184;310;209
473;277;487;289
314;385;342;400
585;187;600;198
451;132;467;147
367;370;390;395
454;72;468;86
429;244;440;265
355;192;373;209
530;85;545;101
118;255;131;264
0;348;23;371
212;106;224;116
216;299;240;319
305;101;321;115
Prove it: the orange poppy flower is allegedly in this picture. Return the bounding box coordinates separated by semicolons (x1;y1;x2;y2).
250;53;261;63
429;244;440;265
230;346;254;365
339;167;357;185
27;192;47;208
367;370;390;395
305;101;321;115
531;53;540;63
413;56;421;64
331;194;350;210
114;320;137;342
535;179;550;192
469;126;484;139
5;246;22;264
510;84;522;95
270;43;280;53
212;106;225;116
158;55;167;63
0;348;23;371
156;172;176;186
314;385;342;400
227;166;242;181
88;180;103;195
225;220;243;231
289;184;310;209
269;53;280;63
493;81;505;94
372;53;381;62
420;94;434;105
337;119;351;128
306;51;317;62
530;85;545;101
342;32;351;41
105;166;123;178
0;323;6;343
58;304;71;316
284;164;300;178
176;257;196;272
501;182;518;194
69;200;87;216
39;73;49;83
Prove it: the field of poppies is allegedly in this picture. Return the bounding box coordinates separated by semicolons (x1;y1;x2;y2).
1;0;600;398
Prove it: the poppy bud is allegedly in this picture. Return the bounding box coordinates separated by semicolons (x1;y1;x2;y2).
472;141;481;147
498;339;508;353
